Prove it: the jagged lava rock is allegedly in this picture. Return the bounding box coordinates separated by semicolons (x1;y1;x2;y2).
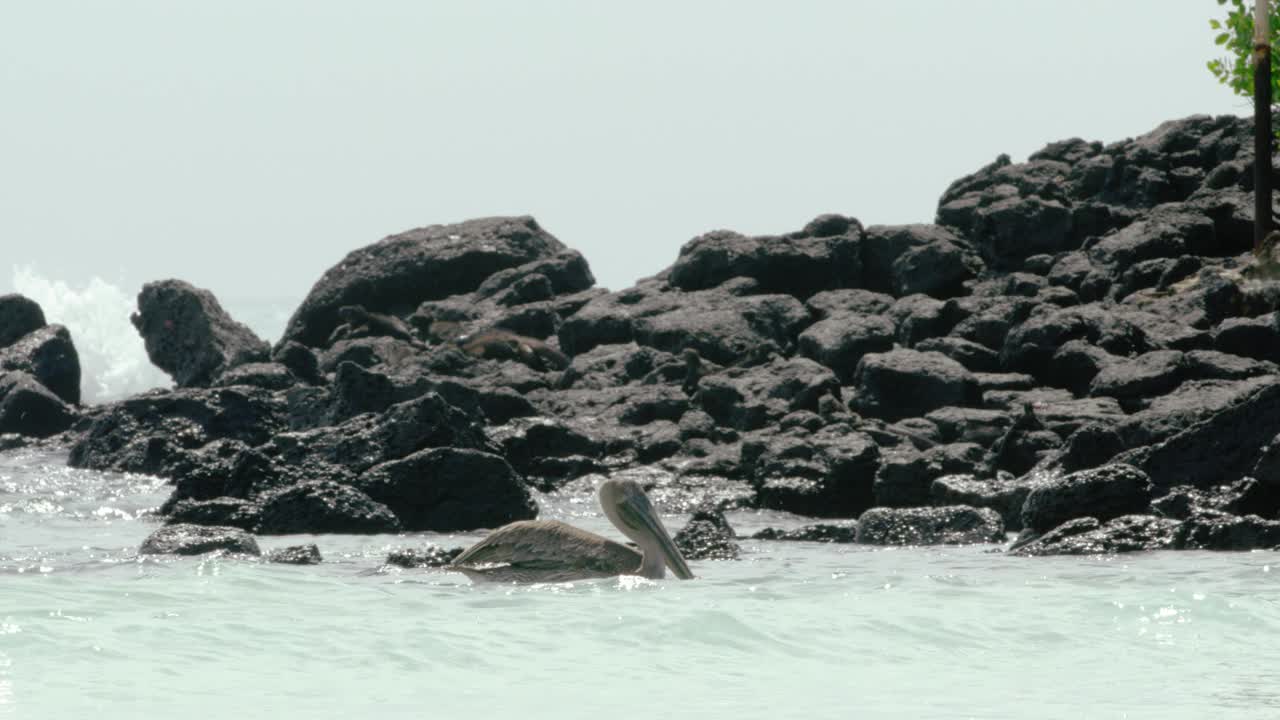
132;280;269;388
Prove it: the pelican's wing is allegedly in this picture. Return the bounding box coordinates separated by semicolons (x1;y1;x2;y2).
450;520;641;581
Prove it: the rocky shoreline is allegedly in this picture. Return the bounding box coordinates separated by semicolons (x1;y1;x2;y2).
5;113;1280;563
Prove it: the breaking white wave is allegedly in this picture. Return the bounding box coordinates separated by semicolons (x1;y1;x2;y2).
10;267;172;404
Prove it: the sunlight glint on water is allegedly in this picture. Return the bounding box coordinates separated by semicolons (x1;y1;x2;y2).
2;449;1280;719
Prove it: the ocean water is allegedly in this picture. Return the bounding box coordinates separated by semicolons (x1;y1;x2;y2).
5;268;1280;719
2;448;1279;720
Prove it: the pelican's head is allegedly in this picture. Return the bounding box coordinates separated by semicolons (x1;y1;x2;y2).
599;479;694;580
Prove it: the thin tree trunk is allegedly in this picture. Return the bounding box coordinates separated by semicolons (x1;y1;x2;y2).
1256;0;1272;251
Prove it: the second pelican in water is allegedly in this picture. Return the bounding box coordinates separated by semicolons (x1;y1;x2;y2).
449;478;694;583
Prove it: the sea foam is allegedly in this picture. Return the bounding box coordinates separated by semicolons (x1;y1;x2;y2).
11;266;172;404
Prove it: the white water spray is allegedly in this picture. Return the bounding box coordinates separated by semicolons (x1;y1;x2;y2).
10;266;172;404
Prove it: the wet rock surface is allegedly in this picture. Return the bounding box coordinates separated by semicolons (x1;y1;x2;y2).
673;507;740;560
384;545;463;568
855;505;1005;545
33;113;1280;556
139;523;261;556
267;544;323;565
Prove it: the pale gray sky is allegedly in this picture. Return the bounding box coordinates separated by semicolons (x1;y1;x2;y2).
0;1;1249;314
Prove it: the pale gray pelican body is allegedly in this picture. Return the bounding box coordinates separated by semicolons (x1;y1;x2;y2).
449;478;694;583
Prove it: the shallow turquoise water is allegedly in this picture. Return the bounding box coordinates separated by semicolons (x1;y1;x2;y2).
2;449;1279;720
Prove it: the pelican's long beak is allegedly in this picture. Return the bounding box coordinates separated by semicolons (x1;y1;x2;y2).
620;497;695;580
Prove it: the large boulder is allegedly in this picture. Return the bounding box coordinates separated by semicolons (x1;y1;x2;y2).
851;349;979;421
282;216;569;348
354;447;537;531
1010;515;1180;556
667;218;863;297
0;294;46;349
0;371;75;438
1122;381;1280;489
633;292;810;366
132;280;270;388
1021;464;1154;534
798;313;896;382
748;429;882;517
256;480;402;534
0;324;81;404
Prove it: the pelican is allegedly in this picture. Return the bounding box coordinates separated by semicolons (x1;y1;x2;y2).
449;478;695;583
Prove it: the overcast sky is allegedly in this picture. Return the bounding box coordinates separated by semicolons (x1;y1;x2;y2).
0;1;1251;312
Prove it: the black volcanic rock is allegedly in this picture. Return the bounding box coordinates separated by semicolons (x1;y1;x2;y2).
69;387;287;476
0;324;81;405
132;279;270;388
697;356;840;431
282;216;569;348
139;523;261;556
0;294;46;349
852;349;979;421
673;507;740;560
354;447;536;532
748;428;881;517
256;480;402;535
1121;381;1280;490
668;219;863;297
1021;464;1154;534
267;544;323;565
855;505;1005;545
753;522;858;543
385;545;463;568
1010;514;1179;556
0;371;75;438
798;313;896;382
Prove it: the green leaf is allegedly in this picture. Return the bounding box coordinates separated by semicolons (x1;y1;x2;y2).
1211;19;1222;29
1216;32;1231;45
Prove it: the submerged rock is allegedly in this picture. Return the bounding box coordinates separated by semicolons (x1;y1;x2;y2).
267;544;323;565
139;523;261;556
752;522;859;543
385;545;463;568
673;506;740;560
855;505;1005;546
1010;514;1180;556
